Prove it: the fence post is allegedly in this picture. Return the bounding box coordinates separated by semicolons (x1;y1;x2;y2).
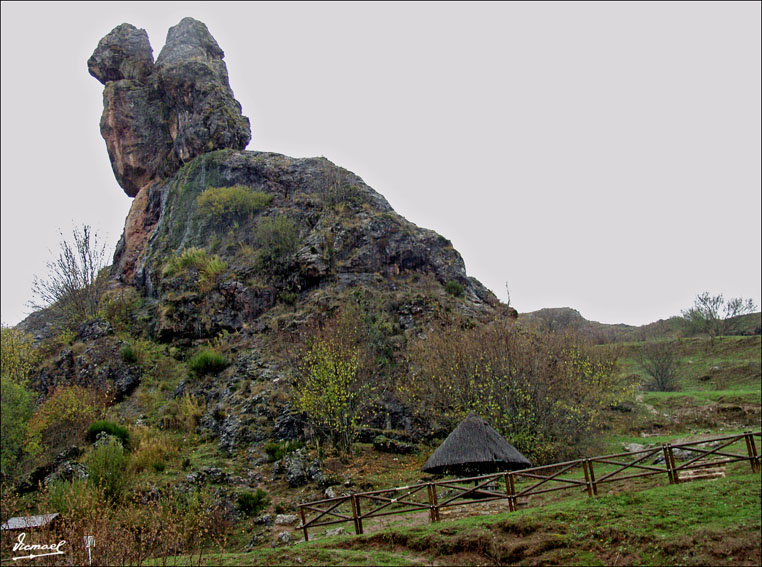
668;444;680;484
588;459;598;496
355;495;364;535
432;482;440;522
299;505;309;542
582;459;593;497
663;445;674;484
350;495;361;535
506;472;517;512
427;483;435;524
745;432;759;473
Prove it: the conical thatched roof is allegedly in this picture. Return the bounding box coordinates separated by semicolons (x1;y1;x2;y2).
422;414;532;475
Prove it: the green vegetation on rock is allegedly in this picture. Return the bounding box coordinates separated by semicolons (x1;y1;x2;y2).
197;185;273;221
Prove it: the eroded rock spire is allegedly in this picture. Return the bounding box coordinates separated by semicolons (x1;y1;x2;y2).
89;18;251;197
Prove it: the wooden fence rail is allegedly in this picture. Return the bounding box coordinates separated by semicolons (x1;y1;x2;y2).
298;431;760;541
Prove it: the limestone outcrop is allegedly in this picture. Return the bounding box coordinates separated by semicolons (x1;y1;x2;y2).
89;18;250;197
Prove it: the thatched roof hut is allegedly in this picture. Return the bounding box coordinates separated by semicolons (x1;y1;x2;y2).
422;413;532;475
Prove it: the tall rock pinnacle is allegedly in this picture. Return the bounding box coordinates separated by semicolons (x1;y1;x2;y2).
89;18;251;197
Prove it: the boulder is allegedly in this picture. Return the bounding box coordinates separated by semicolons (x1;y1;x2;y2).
274;514;298;526
88;23;154;84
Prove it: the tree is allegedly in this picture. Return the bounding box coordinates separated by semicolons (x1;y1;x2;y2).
30;225;108;330
26;385;107;462
294;339;362;454
681;292;758;341
402;319;627;464
1;327;37;480
292;305;375;454
639;341;680;391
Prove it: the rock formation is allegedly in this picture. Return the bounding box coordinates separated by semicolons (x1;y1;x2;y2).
89;18;250;197
81;18;511;455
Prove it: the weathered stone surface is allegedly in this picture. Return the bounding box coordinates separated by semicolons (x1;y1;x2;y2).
99;81;175;197
372;434;415;455
155;18;250;163
88;23;154;84
90;17;250;198
274;514;298;526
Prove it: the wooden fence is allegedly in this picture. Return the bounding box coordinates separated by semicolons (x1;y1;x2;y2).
298;430;760;541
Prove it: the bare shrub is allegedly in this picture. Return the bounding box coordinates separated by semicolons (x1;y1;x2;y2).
30;225;108;330
639;341;680;391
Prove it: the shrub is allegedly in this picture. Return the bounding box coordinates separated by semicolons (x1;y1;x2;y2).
87;436;128;500
87;420;130;446
639;341;681;392
156;394;206;432
1;378;33;480
197;185;273;221
188;349;229;376
236;489;270;516
177;392;206;431
263;440;304;462
121;345;138;364
279;291;298;306
403;320;628;464
98;286;143;331
163;248;228;290
45;478;102;516
29;225;108;330
445;280;465;297
253;216;299;269
295;340;362;454
1;327;39;383
129;428;179;472
26;385;107;461
1;327;37;479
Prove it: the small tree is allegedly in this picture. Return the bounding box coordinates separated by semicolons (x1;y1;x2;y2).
292;305;375;454
681;292;758;341
0;327;38;481
294;339;362;454
639;341;680;391
30;225;108;330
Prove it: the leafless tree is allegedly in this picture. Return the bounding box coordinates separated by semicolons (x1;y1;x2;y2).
681;292;757;341
29;225;108;329
639;341;680;391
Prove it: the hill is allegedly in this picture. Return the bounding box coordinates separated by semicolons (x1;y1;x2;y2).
3;17;759;566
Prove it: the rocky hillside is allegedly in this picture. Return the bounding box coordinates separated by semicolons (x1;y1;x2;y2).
20;17;511;459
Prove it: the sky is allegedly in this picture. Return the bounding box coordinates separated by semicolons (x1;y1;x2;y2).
1;1;760;327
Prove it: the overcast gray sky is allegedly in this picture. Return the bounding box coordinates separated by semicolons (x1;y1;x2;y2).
2;1;760;327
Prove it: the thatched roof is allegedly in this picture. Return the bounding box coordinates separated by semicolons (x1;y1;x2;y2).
422;414;532;475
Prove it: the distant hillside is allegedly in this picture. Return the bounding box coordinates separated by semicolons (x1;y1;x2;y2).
520;307;761;343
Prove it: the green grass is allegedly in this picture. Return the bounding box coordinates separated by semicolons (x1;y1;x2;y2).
614;335;760;392
642;389;761;406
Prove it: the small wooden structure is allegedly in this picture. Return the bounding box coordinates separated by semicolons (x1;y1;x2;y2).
1;513;59;531
422;413;532;475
